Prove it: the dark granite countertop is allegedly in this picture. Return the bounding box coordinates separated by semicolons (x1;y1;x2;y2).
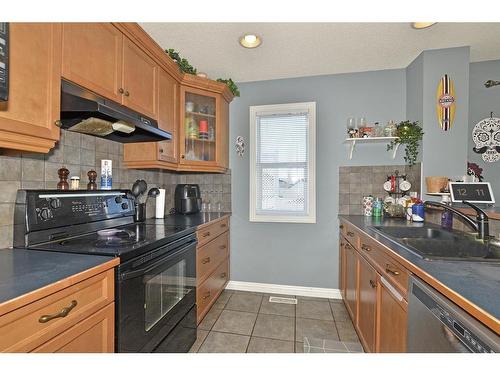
339;215;500;324
0;213;230;309
0;249;115;306
145;212;231;228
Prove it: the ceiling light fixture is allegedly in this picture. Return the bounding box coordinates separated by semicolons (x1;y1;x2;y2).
239;34;262;49
412;22;437;30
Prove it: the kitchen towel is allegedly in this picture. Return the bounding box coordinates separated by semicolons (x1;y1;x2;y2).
155;188;166;218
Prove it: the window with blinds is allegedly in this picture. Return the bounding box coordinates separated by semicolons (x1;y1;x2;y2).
249;102;316;223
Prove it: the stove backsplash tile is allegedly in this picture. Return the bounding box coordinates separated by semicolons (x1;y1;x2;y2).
0;130;231;249
338;163;421;215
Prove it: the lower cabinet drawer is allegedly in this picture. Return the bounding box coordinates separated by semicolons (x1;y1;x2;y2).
197;258;229;323
32;303;115;353
197;231;229;284
0;269;114;352
358;233;409;297
197;217;229;247
341;221;360;249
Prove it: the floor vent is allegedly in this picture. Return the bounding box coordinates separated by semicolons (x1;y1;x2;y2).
268;296;298;305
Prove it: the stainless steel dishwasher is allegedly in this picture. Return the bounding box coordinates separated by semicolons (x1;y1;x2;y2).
408;276;500;353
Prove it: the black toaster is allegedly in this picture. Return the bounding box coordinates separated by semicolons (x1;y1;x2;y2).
174;184;202;214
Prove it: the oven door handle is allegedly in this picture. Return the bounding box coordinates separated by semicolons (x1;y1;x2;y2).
120;240;196;280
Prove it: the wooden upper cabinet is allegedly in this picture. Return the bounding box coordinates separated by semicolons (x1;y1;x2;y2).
122;38;158;119
179;86;219;168
357;255;377;352
376;276;408;353
0;23;61;153
217;96;230;170
62;23;123;102
157;68;178;163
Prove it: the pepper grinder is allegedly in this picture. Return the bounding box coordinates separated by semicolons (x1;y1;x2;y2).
87;170;98;190
57;167;70;190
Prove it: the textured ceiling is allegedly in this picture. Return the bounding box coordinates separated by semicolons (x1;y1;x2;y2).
140;22;500;82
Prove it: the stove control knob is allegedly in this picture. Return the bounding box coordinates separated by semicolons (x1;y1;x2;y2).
39;208;51;221
121;203;129;210
115;196;123;204
49;198;61;209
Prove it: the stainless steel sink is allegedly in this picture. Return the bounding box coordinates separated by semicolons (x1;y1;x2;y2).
371;226;500;263
372;226;458;240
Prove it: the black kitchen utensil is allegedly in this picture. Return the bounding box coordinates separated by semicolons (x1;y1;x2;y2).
148;188;160;198
134;203;146;222
131;180;142;197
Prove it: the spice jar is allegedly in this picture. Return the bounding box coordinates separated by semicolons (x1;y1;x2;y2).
70;176;80;190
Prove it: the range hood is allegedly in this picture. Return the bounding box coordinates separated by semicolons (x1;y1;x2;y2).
60;80;172;143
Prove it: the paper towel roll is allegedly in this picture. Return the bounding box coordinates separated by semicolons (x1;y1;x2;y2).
155;189;166;218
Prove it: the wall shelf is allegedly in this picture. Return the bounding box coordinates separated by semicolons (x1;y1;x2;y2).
344;137;399;160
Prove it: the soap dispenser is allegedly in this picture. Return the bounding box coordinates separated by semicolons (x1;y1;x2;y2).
441;195;453;230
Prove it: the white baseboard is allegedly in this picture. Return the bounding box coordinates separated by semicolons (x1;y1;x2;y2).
226;280;342;300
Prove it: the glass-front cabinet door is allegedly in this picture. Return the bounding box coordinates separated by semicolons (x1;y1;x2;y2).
180;87;219;166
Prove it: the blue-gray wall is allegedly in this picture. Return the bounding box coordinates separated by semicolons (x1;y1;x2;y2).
406;52;424;171
405;47;471;199
468;60;500;202
229;69;407;289
421;47;470;192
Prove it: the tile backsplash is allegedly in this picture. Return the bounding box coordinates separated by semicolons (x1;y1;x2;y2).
339;163;421;215
0;130;231;248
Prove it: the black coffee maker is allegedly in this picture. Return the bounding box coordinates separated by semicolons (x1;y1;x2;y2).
174;184;202;214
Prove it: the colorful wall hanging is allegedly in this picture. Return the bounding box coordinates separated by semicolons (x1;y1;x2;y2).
472;116;500;163
436;74;456;131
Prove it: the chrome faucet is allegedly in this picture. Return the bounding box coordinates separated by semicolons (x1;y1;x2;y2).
423;200;490;240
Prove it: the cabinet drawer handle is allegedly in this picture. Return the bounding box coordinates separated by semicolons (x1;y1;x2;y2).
219;245;227;250
202;291;211;300
181;154;185;159
339;224;344;230
345;243;352;250
39;300;78;323
385;265;400;276
124;91;130;97
202;231;211;238
220;272;227;278
347;231;355;237
54;120;62;127
118;88;124;94
201;257;211;264
361;244;371;252
159;148;164;154
369;280;377;288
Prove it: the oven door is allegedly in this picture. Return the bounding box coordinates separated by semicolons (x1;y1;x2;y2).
117;235;197;353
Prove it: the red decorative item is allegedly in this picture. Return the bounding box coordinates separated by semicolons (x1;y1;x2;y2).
390;175;396;192
199;120;208;133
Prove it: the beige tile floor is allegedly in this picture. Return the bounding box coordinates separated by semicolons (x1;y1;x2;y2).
190;289;363;353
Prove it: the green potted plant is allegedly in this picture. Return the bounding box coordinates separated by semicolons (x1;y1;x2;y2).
387;120;424;166
166;48;197;75
216;78;240;97
166;48;240;97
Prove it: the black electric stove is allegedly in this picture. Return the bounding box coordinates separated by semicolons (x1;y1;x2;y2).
28;222;195;262
13;190;197;353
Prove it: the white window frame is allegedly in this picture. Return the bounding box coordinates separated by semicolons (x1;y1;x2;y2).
249;102;316;223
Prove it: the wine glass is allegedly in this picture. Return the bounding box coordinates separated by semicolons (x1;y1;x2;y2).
346;117;356;130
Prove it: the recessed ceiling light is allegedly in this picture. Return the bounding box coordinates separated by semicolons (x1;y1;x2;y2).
412;22;437;30
239;34;262;49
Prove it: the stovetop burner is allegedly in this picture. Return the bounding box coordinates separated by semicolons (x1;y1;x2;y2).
29;222;196;261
